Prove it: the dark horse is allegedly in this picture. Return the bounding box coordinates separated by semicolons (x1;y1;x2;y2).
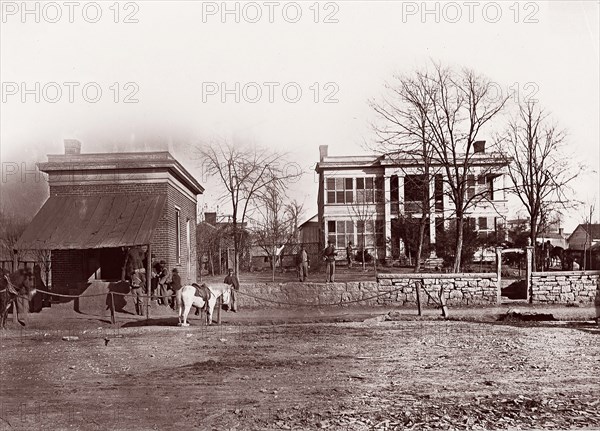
0;268;37;329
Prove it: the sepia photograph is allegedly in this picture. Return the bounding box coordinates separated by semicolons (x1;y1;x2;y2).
1;1;599;429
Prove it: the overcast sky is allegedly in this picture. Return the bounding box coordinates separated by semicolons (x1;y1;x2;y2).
1;1;598;231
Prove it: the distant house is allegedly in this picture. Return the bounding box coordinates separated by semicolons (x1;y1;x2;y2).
298;215;319;244
315;143;511;262
198;212;245;273
539;228;569;250
250;245;285;270
568;224;600;251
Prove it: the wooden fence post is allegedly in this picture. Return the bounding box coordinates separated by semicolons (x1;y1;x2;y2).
110;292;116;325
12;250;18;323
496;247;503;304
216;295;222;325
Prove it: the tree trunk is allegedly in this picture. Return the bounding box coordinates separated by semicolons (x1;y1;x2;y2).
272;243;276;282
529;221;538;272
362;236;366;271
414;220;427;273
453;218;464;273
416;156;430;273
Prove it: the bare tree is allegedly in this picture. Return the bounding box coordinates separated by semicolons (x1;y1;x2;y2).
0;211;27;270
285;199;304;244
33;249;51;287
348;194;379;271
496;101;580;270
371;69;438;272
252;184;295;281
196;221;222;279
198;140;302;274
581;201;597;271
424;64;509;272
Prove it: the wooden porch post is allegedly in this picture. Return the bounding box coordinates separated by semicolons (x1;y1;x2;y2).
146;244;151;319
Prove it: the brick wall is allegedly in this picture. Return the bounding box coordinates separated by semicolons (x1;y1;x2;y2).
531;270;600;303
50;183;169;196
51;249;84;294
236;273;499;309
165;185;197;284
49;182;198;288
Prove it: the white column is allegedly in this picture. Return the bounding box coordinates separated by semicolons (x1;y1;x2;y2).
384;173;392;260
429;176;437;257
397;175;405;214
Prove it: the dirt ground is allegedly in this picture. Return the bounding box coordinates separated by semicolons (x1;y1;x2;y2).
1;304;599;431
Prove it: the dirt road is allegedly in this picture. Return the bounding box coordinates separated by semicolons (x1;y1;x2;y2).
1;306;599;430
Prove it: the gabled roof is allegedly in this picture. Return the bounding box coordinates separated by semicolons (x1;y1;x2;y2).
569;224;600;241
299;214;318;228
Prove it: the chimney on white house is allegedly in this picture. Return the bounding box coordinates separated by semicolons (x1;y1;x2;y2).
474;140;486;154
319;145;328;161
64;139;82;155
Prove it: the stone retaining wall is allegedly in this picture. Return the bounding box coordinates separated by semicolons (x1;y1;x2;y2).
237;273;499;308
378;273;499;306
531;270;600;303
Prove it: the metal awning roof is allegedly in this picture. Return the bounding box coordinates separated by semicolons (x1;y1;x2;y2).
15;194;166;250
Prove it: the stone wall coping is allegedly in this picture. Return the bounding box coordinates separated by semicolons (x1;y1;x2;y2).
377;272;496;280
531;270;600;277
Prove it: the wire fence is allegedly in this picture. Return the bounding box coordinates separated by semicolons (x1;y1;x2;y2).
14;282;411;328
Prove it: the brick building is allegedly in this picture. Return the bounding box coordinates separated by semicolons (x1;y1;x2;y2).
16;140;203;294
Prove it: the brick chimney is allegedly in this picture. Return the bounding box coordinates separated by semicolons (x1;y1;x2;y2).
319;145;328;161
64;139;82;155
474;141;486;154
204;212;217;226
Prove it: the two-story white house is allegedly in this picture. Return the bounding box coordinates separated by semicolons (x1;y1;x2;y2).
315;143;510;262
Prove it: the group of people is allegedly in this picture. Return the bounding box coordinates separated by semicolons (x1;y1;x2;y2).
294;241;355;283
123;246;240;316
123;246;182;316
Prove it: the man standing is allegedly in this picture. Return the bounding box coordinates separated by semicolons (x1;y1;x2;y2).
323;241;337;283
297;245;309;282
169;268;182;310
157;260;169;306
223;268;240;312
124;247;146;315
130;270;145;316
346;241;353;269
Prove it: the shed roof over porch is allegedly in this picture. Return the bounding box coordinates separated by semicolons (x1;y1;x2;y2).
15;194;166;250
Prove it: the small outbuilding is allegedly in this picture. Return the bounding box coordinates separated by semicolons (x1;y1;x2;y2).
15;140;204;298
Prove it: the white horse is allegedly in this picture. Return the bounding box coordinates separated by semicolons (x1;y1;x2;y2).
177;282;232;327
